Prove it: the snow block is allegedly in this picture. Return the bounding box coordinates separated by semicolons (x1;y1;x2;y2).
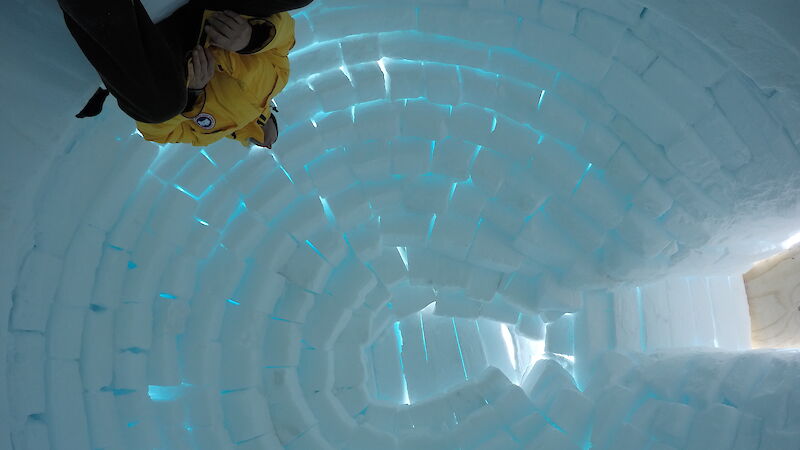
325;256;377;304
303;295;354;349
517;21;612;84
350;63;388;105
489;48;556;90
685;404;741;450
403;173;452;214
600;63;687;145
521;359;577;410
280;242;333;293
344;220;382;262
449;103;494;147
545;314;575;355
11;250;62;332
246;168;298;222
424;62;461;106
408;247;470;289
381;211;432;247
220;389;273;444
391;136;432;177
263;368;318;443
402;99;449;141
547;388;593;443
533;92;586;145
515;213;581;271
651;401;695;448
368;247;407;287
643;57;714;125
345;139;392;182
327;184;372;231
470;148;511;196
526;424;580;450
8;333;45;421
431;137;474;179
308;68;358;113
47;360;90;450
307;149;358;199
467;223;525;272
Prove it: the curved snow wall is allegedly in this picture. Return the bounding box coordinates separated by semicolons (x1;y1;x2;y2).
2;0;800;449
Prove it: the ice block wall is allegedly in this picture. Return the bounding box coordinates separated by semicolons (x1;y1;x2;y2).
2;0;800;449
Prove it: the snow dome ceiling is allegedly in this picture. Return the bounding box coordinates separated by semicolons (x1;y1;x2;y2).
2;0;800;449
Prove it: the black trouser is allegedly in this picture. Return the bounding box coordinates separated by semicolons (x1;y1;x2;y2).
58;0;312;123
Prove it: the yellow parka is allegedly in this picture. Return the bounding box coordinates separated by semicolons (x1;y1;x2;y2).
136;11;295;147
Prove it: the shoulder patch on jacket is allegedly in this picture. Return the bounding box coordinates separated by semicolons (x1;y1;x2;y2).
194;113;216;130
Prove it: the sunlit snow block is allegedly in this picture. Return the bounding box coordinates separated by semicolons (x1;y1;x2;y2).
545;314;575;355
402;99;449;140
325;256;377;300
391;136;432;177
341;34;380;66
424;62;461;105
368;248;407;287
498;273;541;315
521;359;577;410
571;171;626;229
344;220;382;261
390;282;437;318
326;184;371;230
189;426;233;450
349;62;388;104
262;368;318;443
113;301;152;352
547;388;593;443
599;63;687;146
533;94;586;145
345;139;392;183
526;424;580;450
454;404;505;449
344;424;399;450
307;149;357;198
430;138;474;181
576;123;621;168
381;211;432;247
531;138;589;194
174;153;218;197
363;282;392;311
434;292;482;318
458;67;500;112
408;248;470;289
146;188;198;245
449;103;494;147
244;171;297;223
46;360;91;450
615;209;673;258
248;230;296;275
307;390;359;446
273;82;321;127
193;183;238;232
544;199;606;253
449;181;490;222
308;68;357;113
220;389;274;444
284;427;334;450
403;173;452;214
85;145;156;231
147;335;180;386
471;148;512;196
107;175;163;249
650;401;695;448
290;39;341;78
10;250;61;332
510;411;548;444
8;333;44;423
445;383;489;424
85;391;122;450
116;392;159;449
303;295;354;349
467;223;524;272
264;320;302;367
495;78;541;126
590;384;638;447
685;404;742;450
273;195;328;240
462;266;500;302
223;150;277;196
515;214;580;271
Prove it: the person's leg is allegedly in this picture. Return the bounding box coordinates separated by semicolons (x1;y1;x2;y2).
58;0;187;123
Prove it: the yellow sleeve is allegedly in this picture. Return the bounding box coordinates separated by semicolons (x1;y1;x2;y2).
228;112;271;147
136;118;227;147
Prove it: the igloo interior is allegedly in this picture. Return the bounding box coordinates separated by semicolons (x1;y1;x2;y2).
2;0;800;449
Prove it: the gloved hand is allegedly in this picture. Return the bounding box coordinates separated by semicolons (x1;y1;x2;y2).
205;10;252;53
187;45;216;90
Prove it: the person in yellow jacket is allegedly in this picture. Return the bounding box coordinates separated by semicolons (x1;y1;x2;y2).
58;0;312;148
